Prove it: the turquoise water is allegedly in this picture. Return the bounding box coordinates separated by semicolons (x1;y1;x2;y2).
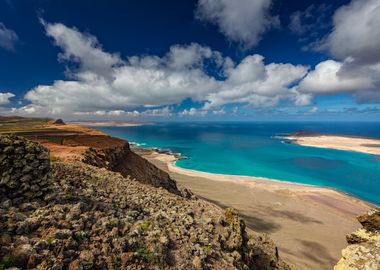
97;122;380;205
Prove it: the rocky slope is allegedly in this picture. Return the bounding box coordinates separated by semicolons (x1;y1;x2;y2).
82;142;188;197
334;208;380;270
0;135;291;269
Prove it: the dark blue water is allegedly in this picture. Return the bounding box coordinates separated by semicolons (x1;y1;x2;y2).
97;122;380;205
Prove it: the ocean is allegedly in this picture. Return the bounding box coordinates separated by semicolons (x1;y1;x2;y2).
97;122;380;205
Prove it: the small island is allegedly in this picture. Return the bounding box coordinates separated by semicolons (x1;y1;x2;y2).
282;131;380;156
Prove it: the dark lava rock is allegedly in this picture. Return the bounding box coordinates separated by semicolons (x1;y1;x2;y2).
52;118;65;125
0;135;54;201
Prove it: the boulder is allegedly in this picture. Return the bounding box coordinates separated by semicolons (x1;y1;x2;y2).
334;208;380;270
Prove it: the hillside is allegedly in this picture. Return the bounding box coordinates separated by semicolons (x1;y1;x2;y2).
0;118;291;269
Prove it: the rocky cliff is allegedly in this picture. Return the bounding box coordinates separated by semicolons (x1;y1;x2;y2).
82;141;190;197
334;208;380;270
0;135;290;269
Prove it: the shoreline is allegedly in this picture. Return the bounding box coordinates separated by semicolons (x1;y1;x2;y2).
135;147;372;269
135;146;377;206
1;117;375;269
280;134;380;156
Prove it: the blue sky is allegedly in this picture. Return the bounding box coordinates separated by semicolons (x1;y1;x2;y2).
1;0;380;121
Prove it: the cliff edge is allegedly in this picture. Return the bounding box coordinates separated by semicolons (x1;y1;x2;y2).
334;208;380;270
0;135;291;269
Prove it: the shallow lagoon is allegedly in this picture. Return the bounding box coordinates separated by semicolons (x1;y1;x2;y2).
98;122;380;205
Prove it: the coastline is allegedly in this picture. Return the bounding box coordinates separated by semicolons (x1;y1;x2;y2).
170;158;378;206
137;148;373;205
135;148;372;270
134;146;378;204
281;134;380;156
1;117;376;269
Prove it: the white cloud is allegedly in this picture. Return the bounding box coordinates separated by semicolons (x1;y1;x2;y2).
297;0;380;104
42;19;122;76
196;0;279;48
73;107;173;118
291;89;313;106
179;108;207;117
24;22;221;116
179;107;228;117
18;21;311;119
0;23;18;51
0;92;15;105
212;108;226;115
326;0;380;65
298;60;373;93
204;55;308;108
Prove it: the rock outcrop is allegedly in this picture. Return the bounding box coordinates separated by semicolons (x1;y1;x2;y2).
0;135;54;201
82;142;187;197
334;208;380;270
0;136;290;269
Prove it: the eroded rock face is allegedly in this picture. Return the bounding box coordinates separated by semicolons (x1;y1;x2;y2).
218;208;290;270
357;209;380;233
0;135;53;201
334;208;380;270
82;144;187;197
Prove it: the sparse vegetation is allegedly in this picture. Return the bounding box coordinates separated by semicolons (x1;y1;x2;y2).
139;221;150;232
203;244;212;253
134;245;158;262
47;238;54;245
0;256;15;270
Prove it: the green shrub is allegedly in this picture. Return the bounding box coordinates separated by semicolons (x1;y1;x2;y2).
47;238;54;245
0;256;15;270
135;245;157;262
139;222;150;232
203;244;212;252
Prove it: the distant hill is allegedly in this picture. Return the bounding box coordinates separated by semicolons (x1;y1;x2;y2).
291;130;320;137
51;118;66;125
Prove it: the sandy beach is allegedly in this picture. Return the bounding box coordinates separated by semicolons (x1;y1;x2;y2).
136;149;373;270
284;134;380;156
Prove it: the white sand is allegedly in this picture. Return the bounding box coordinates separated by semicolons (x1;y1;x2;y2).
285;135;380;156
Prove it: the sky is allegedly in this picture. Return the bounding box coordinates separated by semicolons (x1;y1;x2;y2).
1;0;380;121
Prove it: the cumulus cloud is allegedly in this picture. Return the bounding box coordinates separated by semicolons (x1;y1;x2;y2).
204;55;308;108
196;0;279;48
299;60;373;93
25;22;220;116
19;21;310;119
298;0;380;104
0;92;15;105
0;23;18;51
326;0;380;65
